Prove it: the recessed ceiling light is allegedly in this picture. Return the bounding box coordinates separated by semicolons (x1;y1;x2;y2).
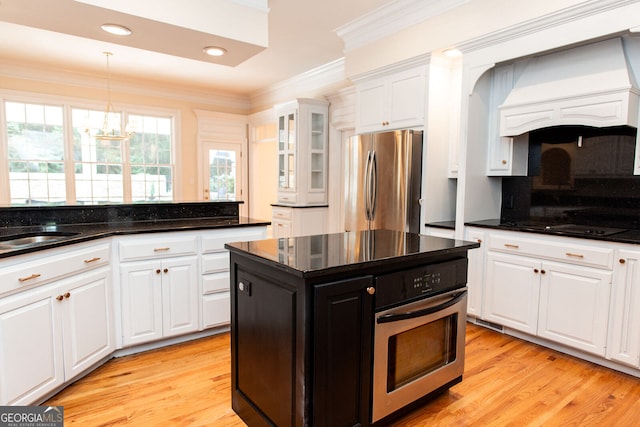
101;24;132;36
203;46;227;57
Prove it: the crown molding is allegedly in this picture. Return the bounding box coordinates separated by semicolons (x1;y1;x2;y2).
349;53;431;83
0;59;251;112
335;0;470;53
457;0;640;54
250;58;349;110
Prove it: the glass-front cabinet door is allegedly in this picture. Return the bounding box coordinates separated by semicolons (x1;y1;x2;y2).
275;98;328;206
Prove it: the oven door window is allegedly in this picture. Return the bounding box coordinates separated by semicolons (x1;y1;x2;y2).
387;313;458;392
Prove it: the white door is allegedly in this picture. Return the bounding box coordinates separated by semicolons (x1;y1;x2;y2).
538;261;611;356
60;267;114;380
161;256;199;338
484;252;540;334
202;142;244;209
0;285;64;405
120;261;163;346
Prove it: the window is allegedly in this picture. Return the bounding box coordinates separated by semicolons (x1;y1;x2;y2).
129;114;173;201
2;97;177;205
72;108;125;203
6;102;66;204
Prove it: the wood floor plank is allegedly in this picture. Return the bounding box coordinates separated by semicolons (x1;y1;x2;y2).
45;324;640;426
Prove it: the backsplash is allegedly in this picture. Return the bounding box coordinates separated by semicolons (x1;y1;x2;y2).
501;125;640;228
0;201;240;228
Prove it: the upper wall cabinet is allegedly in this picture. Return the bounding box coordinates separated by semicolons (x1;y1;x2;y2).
275;98;329;206
354;63;428;134
486;64;528;176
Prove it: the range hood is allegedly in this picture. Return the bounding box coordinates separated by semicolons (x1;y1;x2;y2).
500;38;640;136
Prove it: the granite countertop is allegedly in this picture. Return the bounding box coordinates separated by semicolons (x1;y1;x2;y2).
466;218;640;245
225;229;480;278
0;216;270;259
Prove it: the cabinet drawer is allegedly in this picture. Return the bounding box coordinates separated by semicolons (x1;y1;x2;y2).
202;271;229;294
0;243;110;297
202;292;230;328
202;252;229;275
201;227;267;253
119;235;197;261
277;194;297;204
272;207;292;220
488;233;613;269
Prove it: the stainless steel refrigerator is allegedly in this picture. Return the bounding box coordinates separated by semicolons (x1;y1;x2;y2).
344;129;423;233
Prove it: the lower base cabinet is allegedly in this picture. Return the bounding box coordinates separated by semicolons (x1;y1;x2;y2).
231;255;373;427
485;252;611;355
120;256;198;347
314;277;373;427
608;249;640;367
0;267;113;405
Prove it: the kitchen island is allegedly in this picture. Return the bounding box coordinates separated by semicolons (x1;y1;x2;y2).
225;229;479;426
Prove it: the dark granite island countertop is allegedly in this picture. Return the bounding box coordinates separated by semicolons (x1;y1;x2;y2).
225;229;479;427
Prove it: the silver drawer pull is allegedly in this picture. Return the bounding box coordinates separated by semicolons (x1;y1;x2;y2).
504;243;519;249
18;273;41;283
565;252;584;259
84;257;101;263
154;247;170;252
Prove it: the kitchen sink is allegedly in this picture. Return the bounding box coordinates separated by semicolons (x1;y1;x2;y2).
0;232;79;249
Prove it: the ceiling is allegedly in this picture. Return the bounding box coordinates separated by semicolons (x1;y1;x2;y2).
0;0;394;97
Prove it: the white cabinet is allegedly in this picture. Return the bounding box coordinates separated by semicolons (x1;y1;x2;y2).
275;98;329;206
484;252;541;335
200;227;267;329
464;228;486;318
0;283;63;405
538;261;611;356
355;65;427;134
0;263;113;405
486;64;528;176
271;206;328;238
483;230;613;356
608;248;640;367
118;234;199;347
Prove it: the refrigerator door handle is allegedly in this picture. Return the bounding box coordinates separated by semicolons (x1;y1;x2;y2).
370;150;378;220
364;150;372;221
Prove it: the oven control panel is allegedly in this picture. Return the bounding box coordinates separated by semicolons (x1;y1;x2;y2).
374;258;468;309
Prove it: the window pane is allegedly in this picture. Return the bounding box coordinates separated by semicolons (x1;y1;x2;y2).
72;108;124;203
209;149;236;201
129;114;173;201
5;101;65;204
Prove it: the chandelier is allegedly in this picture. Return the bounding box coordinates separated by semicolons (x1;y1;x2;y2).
87;52;135;141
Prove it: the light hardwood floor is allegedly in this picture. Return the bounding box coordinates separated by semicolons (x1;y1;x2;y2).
45;323;640;426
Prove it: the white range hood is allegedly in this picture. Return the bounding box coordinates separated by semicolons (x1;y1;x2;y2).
499;37;640;136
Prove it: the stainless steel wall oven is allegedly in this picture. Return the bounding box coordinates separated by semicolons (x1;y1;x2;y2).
371;258;468;423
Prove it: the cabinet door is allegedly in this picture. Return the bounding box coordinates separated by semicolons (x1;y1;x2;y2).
356;79;387;133
60;267;114;380
465;229;486;318
0;285;63;405
272;218;291;238
608;250;640;366
314;276;374;427
120;261;163;346
388;67;426;129
538;261;611;356
484;252;540;334
162;256;199;338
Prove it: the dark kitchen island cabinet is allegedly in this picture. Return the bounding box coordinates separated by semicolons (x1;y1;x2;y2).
225;230;479;426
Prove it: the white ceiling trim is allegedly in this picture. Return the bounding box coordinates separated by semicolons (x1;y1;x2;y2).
250;58;348;110
335;0;471;53
457;0;640;54
0;59;251;112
